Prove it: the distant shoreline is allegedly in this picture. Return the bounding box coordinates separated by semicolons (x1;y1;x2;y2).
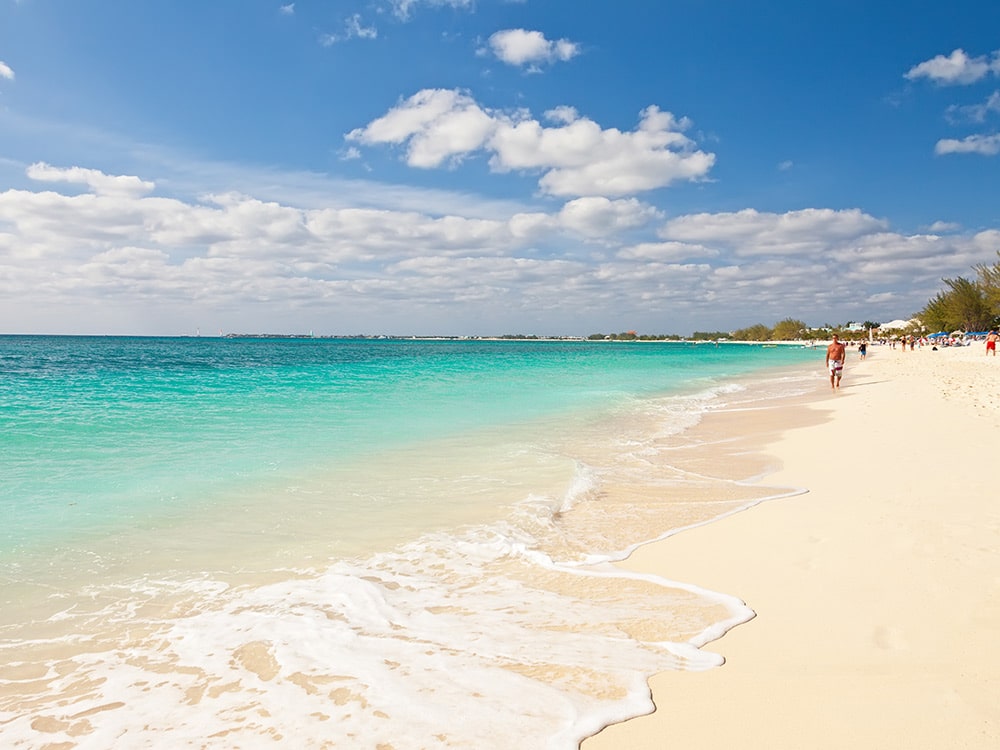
1;331;824;345
215;334;818;345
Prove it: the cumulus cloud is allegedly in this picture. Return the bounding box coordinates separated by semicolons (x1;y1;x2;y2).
908;51;1000;159
346;89;496;168
935;133;1000;155
3;162;997;336
905;48;1000;85
486;29;580;69
617;241;719;263
660;208;888;257
346;89;715;197
493;105;714;197
26;162;155;198
556;197;661;238
0;61;13;80
279;4;294;15
830;231;951;265
926;220;960;233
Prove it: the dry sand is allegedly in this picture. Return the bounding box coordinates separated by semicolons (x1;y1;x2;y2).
583;341;1000;749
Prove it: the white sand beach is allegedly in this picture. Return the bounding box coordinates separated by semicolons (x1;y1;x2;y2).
584;341;1000;749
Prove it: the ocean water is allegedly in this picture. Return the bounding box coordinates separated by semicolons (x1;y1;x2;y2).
1;336;818;748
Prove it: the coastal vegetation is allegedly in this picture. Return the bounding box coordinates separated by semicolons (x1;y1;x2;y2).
586;332;683;341
918;252;1000;333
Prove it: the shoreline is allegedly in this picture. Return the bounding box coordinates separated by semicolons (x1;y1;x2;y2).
0;340;823;748
583;343;1000;748
4;338;995;746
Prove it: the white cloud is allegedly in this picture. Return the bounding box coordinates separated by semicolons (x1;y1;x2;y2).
321;14;378;45
556;197;661;238
908;53;1000;160
935;133;1000;155
946;90;1000;123
905;48;1000;85
345;14;377;40
347;89;496;168
388;0;474;22
3;162;997;336
493;106;714;197
279;4;294;15
660;208;887;257
925;220;960;233
486;29;580;69
0;61;14;80
617;241;719;262
545;106;578;125
831;232;948;264
26;162;155;198
347;90;715;197
969;228;1000;250
865;291;897;304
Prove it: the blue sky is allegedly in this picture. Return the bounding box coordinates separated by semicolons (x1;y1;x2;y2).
2;0;999;336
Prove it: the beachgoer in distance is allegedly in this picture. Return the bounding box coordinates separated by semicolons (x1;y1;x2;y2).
858;341;867;360
826;335;846;389
987;329;998;356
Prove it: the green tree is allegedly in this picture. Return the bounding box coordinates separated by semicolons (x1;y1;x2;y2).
974;252;1000;322
947;276;994;330
919;276;993;332
771;318;807;340
920;291;952;333
731;323;772;341
691;331;730;340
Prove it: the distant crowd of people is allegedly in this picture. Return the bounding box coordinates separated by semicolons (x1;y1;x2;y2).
855;330;998;351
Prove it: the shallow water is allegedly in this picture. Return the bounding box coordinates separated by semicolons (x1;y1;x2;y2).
0;336;818;748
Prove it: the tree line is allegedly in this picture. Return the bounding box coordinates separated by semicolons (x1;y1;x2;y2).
588;320;828;341
918;252;1000;333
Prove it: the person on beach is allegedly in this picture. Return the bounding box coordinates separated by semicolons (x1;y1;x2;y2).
858;341;867;360
826;335;846;389
987;329;998;356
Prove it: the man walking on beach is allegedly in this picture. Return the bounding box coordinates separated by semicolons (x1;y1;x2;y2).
826;334;846;389
987;329;998;356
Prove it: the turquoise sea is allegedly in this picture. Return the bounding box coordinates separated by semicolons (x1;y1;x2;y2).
1;336;819;748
